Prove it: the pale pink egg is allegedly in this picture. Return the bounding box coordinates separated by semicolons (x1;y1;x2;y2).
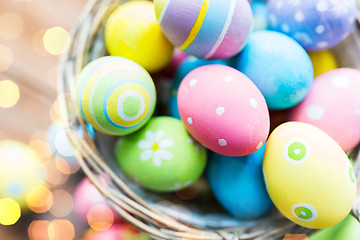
73;177;121;223
177;65;270;156
289;68;360;152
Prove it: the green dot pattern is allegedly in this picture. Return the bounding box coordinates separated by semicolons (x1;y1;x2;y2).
123;96;140;117
349;166;356;183
294;206;313;220
288;142;307;161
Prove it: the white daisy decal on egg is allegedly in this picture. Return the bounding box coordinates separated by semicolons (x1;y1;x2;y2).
137;130;174;167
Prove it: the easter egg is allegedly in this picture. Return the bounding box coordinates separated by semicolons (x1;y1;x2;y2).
76;56;156;136
263;122;357;229
116;116;207;192
169;56;227;119
289;68;360;152
308;50;338;77
309;215;360;240
177;64;270;156
267;0;357;51
105;1;174;73
73;177;120;223
207;143;273;220
154;0;253;59
235;31;314;110
0;140;46;209
250;0;269;31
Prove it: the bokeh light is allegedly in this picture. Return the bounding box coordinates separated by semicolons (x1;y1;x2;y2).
0;44;13;72
49;190;73;217
0;12;24;40
43;27;70;55
55;156;80;175
48;220;75;240
27;0;53;17
87;204;114;231
0;80;20;108
25;184;53;213
50;93;76;127
45;160;70;185
28;220;50;240
0;198;21;225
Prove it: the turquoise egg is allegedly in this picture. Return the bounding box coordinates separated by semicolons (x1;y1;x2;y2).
207;143;273;220
235;30;313;110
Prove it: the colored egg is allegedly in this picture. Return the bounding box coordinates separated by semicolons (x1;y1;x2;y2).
250;0;269;31
0;140;46;209
157;49;188;78
235;31;314;110
309;215;360;240
169;56;227;119
105;1;174;73
116;116;207;192
289;68;360;152
154;0;253;59
263;122;357;229
308;50;338;77
76;56;156;136
177;65;270;156
73;177;120;222
207;143;273;220
267;0;357;51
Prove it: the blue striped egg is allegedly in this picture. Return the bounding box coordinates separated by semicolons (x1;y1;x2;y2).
154;0;253;59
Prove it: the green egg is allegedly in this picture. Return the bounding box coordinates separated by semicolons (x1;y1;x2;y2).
115;116;207;192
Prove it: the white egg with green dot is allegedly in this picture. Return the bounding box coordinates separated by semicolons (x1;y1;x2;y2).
76;56;156;136
115;116;207;192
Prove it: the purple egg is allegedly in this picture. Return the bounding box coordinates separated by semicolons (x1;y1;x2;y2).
267;0;357;51
154;0;253;59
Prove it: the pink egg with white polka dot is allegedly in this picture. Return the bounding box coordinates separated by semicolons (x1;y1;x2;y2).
177;65;270;156
289;68;360;152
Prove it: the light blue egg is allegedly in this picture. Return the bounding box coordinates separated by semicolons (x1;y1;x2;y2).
207;143;273;220
250;0;269;31
169;56;227;119
235;30;313;110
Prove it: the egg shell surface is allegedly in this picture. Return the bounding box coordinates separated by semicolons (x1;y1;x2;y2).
263;122;357;229
105;1;174;73
309;215;360;240
73;177;120;222
289;68;360;152
169;56;227;119
116;116;207;192
235;30;314;110
207;143;273;220
76;56;156;136
267;0;357;51
308;50;337;77
154;0;253;59
177;64;270;156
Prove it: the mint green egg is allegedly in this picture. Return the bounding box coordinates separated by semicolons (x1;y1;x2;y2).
115;116;207;192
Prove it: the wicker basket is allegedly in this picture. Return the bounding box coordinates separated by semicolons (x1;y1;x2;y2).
58;0;360;239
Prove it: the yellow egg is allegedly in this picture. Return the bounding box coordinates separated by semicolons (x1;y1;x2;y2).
308;50;337;77
263;122;356;229
105;1;174;73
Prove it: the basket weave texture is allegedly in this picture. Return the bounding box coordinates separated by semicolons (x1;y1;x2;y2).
58;0;360;239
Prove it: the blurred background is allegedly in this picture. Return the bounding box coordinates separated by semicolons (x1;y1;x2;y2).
0;0;123;239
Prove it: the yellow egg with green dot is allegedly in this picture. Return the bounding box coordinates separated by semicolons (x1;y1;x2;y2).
115;116;207;192
308;50;337;77
263;122;356;229
105;1;174;73
76;56;156;136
